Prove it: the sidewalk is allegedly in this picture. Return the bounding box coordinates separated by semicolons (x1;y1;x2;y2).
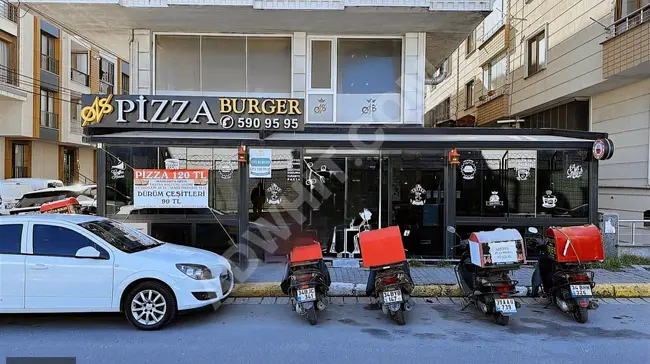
235;262;650;298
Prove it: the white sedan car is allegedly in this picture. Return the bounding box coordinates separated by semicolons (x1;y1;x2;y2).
0;214;234;330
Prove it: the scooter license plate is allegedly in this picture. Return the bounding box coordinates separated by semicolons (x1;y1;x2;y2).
570;284;592;297
383;290;403;304
297;288;316;302
494;299;517;313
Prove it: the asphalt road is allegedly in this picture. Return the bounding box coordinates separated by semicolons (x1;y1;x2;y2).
1;300;649;364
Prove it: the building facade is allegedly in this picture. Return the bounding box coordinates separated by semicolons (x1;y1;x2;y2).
0;4;127;183
426;0;650;223
17;0;612;262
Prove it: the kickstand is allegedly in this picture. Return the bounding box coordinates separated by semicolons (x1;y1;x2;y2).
460;297;472;311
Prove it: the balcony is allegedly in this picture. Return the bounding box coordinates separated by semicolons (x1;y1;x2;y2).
70;116;82;135
0;2;18;23
0;65;19;86
71;68;89;86
40;110;59;141
602;4;650;79
476;87;509;126
100;81;114;95
40;54;59;75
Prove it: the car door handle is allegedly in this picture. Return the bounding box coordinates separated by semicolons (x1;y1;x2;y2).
29;264;48;270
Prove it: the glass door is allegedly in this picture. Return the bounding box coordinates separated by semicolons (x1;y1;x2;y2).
389;151;446;257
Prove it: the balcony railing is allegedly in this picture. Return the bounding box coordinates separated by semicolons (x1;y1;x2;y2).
41;54;60;75
0;2;18;23
40;111;59;129
71;68;89;86
70;117;83;134
607;3;650;38
12;166;28;178
0;65;19;86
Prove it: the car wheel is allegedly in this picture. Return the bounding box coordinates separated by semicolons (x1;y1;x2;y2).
124;281;177;331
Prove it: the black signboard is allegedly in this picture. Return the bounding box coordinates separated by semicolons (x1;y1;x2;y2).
80;94;304;131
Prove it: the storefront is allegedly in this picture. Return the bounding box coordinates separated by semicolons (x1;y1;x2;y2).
81;93;611;261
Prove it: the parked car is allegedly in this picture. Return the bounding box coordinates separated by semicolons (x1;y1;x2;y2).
9;184;130;215
9;185;97;215
0;214;234;330
5;178;64;190
0;181;33;215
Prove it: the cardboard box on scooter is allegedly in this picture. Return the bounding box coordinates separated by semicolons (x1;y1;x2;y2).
359;226;407;268
468;228;526;268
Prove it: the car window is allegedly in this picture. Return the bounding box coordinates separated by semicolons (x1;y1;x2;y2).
80;219;162;253
33;224;109;258
0;224;23;254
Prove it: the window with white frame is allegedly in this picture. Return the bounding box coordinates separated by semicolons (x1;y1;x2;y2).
155;35;291;97
527;29;546;76
482;52;506;92
308;37;402;123
482;0;505;41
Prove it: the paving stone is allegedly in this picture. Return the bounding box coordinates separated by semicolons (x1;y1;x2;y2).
222;298;235;305
245;297;263;304
438;297;454;304
598;298;616;304
233;298;248;304
412;298;428;304
449;297;464;304
518;297;535;304
343;297;358;304
357;297;371;304
330;297;344;305
275;297;290;304
260;297;277;304
640;297;650;303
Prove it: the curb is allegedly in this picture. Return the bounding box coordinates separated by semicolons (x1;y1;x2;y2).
230;282;650;298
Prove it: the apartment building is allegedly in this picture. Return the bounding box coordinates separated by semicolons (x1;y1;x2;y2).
425;0;650;220
0;3;128;183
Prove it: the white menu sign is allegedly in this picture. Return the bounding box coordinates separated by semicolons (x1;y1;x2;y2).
133;169;209;208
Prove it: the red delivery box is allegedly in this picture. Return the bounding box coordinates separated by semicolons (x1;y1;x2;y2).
289;240;323;265
359;226;407;268
545;224;605;263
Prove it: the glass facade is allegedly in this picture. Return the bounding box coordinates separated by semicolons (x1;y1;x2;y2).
98;145;595;259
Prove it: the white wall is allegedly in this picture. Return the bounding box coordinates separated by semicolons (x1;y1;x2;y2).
78;147;94;181
31;141;59;179
594;78;650;219
509;0;611;115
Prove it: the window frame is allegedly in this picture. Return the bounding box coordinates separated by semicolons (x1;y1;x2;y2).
29;222;111;259
0;223;25;255
465;79;475;109
39;89;58;128
432;97;451;125
616;0;650;20
40;32;57;74
306;35;405;125
0;32;18;85
482;52;507;92
525;24;548;78
466;30;476;56
70;51;90;86
99;57;115;94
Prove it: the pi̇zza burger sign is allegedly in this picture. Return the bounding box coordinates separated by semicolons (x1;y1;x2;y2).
592;138;614;161
80;94;304;131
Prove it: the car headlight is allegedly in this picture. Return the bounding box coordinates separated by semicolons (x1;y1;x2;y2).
176;264;214;280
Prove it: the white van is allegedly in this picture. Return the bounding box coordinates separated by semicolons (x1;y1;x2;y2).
5;178;64;191
0;181;34;215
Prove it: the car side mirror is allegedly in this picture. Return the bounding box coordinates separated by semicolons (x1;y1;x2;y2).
527;227;538;234
446;226;456;234
75;246;102;259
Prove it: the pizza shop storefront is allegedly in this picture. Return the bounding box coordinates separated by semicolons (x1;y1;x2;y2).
82;94;612;261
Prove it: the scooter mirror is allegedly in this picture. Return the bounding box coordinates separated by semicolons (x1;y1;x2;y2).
527;227;538;234
446;226;456;234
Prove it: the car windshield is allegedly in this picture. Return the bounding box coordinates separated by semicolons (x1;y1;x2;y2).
14;191;80;208
79;219;163;253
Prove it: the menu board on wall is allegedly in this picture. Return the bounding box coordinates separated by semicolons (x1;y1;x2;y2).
133;169;209;208
287;158;302;182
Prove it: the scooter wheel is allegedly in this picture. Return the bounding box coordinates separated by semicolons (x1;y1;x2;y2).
574;307;588;324
393;309;406;326
494;313;510;326
306;306;318;325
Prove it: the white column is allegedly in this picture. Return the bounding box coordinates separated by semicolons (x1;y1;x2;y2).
402;33;424;125
292;32;307;99
130;29;152;95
